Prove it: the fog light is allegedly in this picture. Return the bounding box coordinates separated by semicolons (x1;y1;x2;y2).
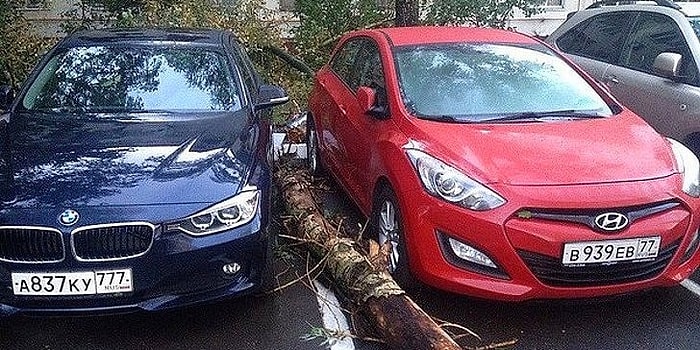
222;263;241;275
448;237;497;269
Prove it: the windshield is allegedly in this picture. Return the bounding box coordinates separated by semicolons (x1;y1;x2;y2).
394;43;614;122
22;46;242;114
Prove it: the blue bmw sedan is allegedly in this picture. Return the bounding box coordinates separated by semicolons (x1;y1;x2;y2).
0;28;287;316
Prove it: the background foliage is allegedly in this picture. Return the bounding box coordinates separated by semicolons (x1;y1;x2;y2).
0;0;56;87
426;0;542;27
293;0;393;71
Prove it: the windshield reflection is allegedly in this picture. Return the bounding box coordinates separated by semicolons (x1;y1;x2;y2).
394;43;613;122
23;46;241;114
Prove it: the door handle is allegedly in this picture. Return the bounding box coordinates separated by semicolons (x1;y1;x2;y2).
338;105;348;115
603;75;619;84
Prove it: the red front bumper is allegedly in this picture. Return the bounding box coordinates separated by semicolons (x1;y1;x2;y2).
397;176;700;301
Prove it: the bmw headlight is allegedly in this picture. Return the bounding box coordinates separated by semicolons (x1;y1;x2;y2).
170;188;260;236
406;149;506;211
669;138;700;198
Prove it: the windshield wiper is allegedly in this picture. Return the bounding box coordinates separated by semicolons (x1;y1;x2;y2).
482;110;607;123
417;114;460;122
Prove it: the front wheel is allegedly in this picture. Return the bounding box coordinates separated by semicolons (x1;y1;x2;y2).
371;186;413;286
306;114;323;175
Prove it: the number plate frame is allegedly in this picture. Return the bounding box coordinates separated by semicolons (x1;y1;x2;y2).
562;236;661;266
11;269;133;296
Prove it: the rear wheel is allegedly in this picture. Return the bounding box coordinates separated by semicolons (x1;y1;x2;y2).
371;185;413;286
306;114;323;175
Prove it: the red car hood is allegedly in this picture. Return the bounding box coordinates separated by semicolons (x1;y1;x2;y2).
407;112;677;186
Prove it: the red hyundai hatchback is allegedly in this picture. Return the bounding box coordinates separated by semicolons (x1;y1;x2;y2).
306;26;700;301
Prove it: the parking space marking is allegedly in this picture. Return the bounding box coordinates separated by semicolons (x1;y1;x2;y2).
312;280;355;350
681;279;700;297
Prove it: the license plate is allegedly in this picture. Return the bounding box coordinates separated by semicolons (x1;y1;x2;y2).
562;237;661;265
11;269;133;296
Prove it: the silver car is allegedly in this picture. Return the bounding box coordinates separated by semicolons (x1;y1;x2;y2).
547;0;700;153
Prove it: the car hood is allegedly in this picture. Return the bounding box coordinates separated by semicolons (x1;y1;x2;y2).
408;112;677;186
0;111;255;209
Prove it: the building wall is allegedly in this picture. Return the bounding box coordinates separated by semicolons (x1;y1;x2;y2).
21;0;75;38
507;0;596;36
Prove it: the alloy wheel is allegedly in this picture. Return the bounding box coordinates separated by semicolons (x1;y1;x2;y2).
308;127;318;173
378;199;401;273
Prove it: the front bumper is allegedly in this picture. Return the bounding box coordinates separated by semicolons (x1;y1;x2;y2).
399;176;700;301
0;212;268;317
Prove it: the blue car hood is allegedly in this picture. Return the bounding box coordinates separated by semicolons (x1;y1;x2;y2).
0;111;255;210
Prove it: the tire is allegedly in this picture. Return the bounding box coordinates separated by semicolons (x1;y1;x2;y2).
260;233;276;293
306;114;324;175
371;185;414;287
259;185;281;294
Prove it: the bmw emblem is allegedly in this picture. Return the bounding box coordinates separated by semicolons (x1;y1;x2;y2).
59;209;80;226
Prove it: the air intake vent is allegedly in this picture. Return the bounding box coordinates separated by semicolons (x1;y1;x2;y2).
518;241;679;287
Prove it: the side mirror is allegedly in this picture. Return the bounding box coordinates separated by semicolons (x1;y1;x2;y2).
357;86;376;113
255;84;289;111
357;86;389;119
0;85;15;111
653;52;682;80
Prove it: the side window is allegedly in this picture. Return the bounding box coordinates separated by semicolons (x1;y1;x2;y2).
556;12;635;64
620;12;698;84
330;39;362;88
352;40;388;107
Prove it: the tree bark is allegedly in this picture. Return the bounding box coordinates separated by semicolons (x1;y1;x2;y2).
395;0;420;27
275;166;462;350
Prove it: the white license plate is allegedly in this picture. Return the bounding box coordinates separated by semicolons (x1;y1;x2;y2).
562;237;661;265
11;269;133;296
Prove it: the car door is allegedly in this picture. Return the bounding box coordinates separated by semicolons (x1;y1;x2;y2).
312;38;362;178
604;11;700;142
553;12;636;83
333;38;390;209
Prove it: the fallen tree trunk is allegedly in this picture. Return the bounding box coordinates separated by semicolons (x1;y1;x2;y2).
275;166;462;350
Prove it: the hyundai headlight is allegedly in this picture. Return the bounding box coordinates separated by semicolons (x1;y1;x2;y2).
170;188;260;236
669;138;700;198
406;149;506;210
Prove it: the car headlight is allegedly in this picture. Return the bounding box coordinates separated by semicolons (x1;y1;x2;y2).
669;138;700;198
169;188;260;236
406;149;506;210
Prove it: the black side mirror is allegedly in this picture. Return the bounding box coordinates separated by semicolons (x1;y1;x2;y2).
0;85;15;111
254;84;289;111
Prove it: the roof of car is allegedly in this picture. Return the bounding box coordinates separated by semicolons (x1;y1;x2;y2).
679;1;700;16
582;0;700;17
57;28;230;48
374;26;536;47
